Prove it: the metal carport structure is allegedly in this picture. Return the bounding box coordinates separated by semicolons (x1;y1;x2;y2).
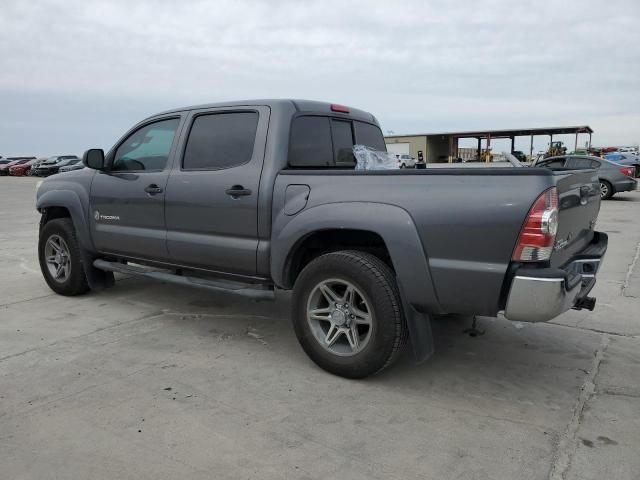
446;125;594;163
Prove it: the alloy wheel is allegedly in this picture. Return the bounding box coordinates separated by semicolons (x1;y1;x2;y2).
44;234;71;283
306;278;373;356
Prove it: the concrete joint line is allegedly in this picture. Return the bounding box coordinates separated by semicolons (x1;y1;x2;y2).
548;334;610;480
0;310;166;363
622;239;640;297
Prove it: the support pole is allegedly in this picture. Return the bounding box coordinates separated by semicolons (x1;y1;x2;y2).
477;137;481;160
530;135;534;160
589;133;592;150
486;135;491;163
574;132;578;152
448;135;453;163
510;136;515;153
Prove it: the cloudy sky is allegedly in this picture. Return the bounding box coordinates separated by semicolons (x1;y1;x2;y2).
1;0;639;156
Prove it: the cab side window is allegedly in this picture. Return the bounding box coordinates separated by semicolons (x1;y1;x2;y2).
112;118;180;172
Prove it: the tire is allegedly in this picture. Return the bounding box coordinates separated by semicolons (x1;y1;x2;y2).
38;218;90;296
599;180;613;200
292;250;407;378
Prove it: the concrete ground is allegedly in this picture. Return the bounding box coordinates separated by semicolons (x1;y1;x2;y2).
1;176;638;480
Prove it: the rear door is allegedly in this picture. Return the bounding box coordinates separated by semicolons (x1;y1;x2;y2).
164;106;269;275
90;116;182;260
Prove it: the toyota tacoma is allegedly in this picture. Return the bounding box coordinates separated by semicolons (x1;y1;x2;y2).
36;99;607;378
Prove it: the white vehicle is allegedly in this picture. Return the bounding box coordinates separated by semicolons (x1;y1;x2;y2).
395;153;416;168
618;146;639;154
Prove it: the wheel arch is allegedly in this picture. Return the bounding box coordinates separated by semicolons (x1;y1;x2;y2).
271;202;442;314
37;189;93;251
284;228;391;287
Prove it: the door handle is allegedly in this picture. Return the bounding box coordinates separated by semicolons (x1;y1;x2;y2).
225;185;252;198
144;184;163;195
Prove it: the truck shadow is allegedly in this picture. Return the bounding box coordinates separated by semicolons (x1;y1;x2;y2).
99;276;600;402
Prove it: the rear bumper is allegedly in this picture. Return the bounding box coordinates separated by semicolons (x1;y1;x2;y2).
504;232;608;322
613;178;637;192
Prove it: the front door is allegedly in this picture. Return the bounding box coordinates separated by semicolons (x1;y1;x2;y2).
164;106;269;275
90;116;182;260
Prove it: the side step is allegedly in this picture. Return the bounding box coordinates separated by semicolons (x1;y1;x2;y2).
93;259;275;300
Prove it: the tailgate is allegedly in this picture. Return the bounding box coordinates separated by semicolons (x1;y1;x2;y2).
550;169;601;267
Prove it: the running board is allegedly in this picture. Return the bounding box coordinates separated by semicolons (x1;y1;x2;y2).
93;259;275;300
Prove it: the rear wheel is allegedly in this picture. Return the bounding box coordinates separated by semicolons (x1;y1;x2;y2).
38;218;90;296
292;250;407;378
599;180;613;200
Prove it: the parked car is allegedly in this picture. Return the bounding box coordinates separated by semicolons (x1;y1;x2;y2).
36;99;607;378
532;155;637;199
617;146;639;154
58;162;85;173
9;158;39;176
30;155;79;176
605;153;640;178
0;157;34;176
32;157;81;177
394;153;416;168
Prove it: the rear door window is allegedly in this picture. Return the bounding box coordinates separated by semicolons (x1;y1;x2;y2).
537;158;567;169
183;111;259;170
566;158;595;169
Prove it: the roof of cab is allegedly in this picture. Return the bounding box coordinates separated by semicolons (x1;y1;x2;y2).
151;99;377;124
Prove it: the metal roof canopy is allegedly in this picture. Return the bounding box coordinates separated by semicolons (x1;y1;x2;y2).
388;125;593;139
385;126;594;162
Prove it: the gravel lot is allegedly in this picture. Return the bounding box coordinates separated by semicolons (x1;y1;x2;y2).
1;176;639;480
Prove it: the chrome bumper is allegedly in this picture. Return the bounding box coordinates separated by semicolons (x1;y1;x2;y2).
504;232;607;323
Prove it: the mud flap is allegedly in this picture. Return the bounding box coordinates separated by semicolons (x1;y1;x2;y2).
398;281;434;363
81;250;114;290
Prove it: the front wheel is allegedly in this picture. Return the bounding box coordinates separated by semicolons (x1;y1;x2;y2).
292;250;407;378
38;218;90;296
600;180;613;200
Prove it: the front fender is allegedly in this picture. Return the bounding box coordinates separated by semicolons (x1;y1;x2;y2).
271;202;442;314
36;189;93;251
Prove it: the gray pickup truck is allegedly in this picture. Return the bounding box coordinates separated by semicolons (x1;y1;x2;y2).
36;99;607;378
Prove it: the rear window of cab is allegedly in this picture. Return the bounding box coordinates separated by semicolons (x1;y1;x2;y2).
288;116;386;168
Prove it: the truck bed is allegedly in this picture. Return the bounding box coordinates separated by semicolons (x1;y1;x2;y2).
273;166;600;317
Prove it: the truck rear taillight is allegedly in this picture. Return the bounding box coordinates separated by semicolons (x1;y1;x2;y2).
512;187;559;262
620;167;634;177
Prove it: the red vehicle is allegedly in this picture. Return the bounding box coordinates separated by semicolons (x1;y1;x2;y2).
9;158;38;176
0;158;34;176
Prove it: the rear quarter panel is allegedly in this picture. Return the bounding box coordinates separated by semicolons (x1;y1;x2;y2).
272;170;555;316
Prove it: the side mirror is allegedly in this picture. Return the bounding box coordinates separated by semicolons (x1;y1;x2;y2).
83;149;105;170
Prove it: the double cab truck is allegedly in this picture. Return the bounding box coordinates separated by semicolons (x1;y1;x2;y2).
36;99;607;378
